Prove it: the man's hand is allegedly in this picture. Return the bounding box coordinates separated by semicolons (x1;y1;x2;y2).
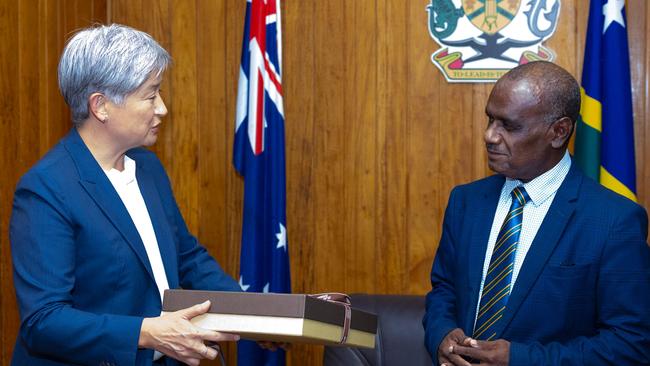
139;300;240;366
438;328;472;366
452;337;510;366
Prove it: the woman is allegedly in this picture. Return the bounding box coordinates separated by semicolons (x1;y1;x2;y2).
10;24;240;366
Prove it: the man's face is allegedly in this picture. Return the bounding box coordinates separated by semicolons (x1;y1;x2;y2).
484;78;557;182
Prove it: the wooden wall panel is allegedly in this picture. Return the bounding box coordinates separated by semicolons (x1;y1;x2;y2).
282;2;317;363
0;1;106;364
196;0;229;278
628;0;648;202
283;0;315;299
406;0;443;295
169;0;199;233
375;0;408;295
638;0;648;202
0;0;19;363
224;0;246;286
310;0;347;296
342;0;377;295
3;1;650;365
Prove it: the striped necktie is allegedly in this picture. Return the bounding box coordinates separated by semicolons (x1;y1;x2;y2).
473;186;530;340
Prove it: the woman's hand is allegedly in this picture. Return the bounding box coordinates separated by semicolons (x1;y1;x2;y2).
139;300;239;366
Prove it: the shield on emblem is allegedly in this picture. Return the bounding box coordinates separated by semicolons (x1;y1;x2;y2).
462;0;521;35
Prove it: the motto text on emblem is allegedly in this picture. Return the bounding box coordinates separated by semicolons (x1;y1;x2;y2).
427;0;561;82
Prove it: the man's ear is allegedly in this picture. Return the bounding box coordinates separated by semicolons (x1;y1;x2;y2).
550;117;573;149
88;93;109;123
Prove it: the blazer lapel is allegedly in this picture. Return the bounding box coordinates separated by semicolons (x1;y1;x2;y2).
462;176;504;334
133;158;180;289
62;129;156;283
496;164;581;336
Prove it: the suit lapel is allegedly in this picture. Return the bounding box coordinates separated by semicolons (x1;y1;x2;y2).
496;164;581;336
63;129;156;283
462;176;504;334
134;159;179;289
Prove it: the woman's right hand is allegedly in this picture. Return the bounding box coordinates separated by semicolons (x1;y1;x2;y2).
138;300;239;366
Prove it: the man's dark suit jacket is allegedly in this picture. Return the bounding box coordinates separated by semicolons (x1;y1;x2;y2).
423;162;650;365
10;129;240;366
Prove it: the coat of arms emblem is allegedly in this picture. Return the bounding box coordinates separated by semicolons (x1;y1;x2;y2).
427;0;561;82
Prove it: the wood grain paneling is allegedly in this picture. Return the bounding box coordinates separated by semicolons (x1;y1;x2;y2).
406;0;444;295
0;0;19;363
282;1;317;363
628;0;648;202
375;0;408;295
2;1;650;365
343;0;377;296
0;1;106;364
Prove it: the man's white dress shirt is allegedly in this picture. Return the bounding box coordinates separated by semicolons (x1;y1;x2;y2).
474;151;572;323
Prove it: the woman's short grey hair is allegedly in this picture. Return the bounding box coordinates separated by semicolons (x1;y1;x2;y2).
58;24;171;125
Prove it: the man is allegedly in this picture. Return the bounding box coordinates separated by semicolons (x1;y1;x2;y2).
423;61;650;366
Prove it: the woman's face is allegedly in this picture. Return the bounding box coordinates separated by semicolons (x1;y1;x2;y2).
104;73;167;150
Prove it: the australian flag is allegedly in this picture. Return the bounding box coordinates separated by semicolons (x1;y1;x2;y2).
233;0;290;365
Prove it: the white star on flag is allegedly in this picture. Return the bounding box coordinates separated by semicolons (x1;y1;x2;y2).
276;223;287;251
239;276;250;291
603;0;625;33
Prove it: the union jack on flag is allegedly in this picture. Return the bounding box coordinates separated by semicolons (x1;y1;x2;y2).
233;0;290;365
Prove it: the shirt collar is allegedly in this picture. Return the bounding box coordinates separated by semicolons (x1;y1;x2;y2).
502;150;571;207
104;155;137;185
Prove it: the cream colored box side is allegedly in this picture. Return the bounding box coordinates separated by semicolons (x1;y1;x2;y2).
161;312;376;348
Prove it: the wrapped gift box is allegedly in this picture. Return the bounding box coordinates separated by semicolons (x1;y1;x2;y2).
162;290;377;348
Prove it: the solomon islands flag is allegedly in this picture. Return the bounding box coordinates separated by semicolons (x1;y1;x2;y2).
233;0;291;365
574;0;636;201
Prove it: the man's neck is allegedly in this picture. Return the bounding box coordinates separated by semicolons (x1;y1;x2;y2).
513;150;569;183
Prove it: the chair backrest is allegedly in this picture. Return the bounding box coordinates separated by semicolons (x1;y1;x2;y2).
323;294;433;366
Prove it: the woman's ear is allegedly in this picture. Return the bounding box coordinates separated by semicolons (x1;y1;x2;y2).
88;93;109;123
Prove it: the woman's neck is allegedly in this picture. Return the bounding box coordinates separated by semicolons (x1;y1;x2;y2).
76;122;126;171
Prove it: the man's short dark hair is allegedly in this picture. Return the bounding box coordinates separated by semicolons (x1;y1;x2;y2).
502;61;581;125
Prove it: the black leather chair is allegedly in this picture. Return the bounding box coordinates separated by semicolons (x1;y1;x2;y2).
323;294;433;366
